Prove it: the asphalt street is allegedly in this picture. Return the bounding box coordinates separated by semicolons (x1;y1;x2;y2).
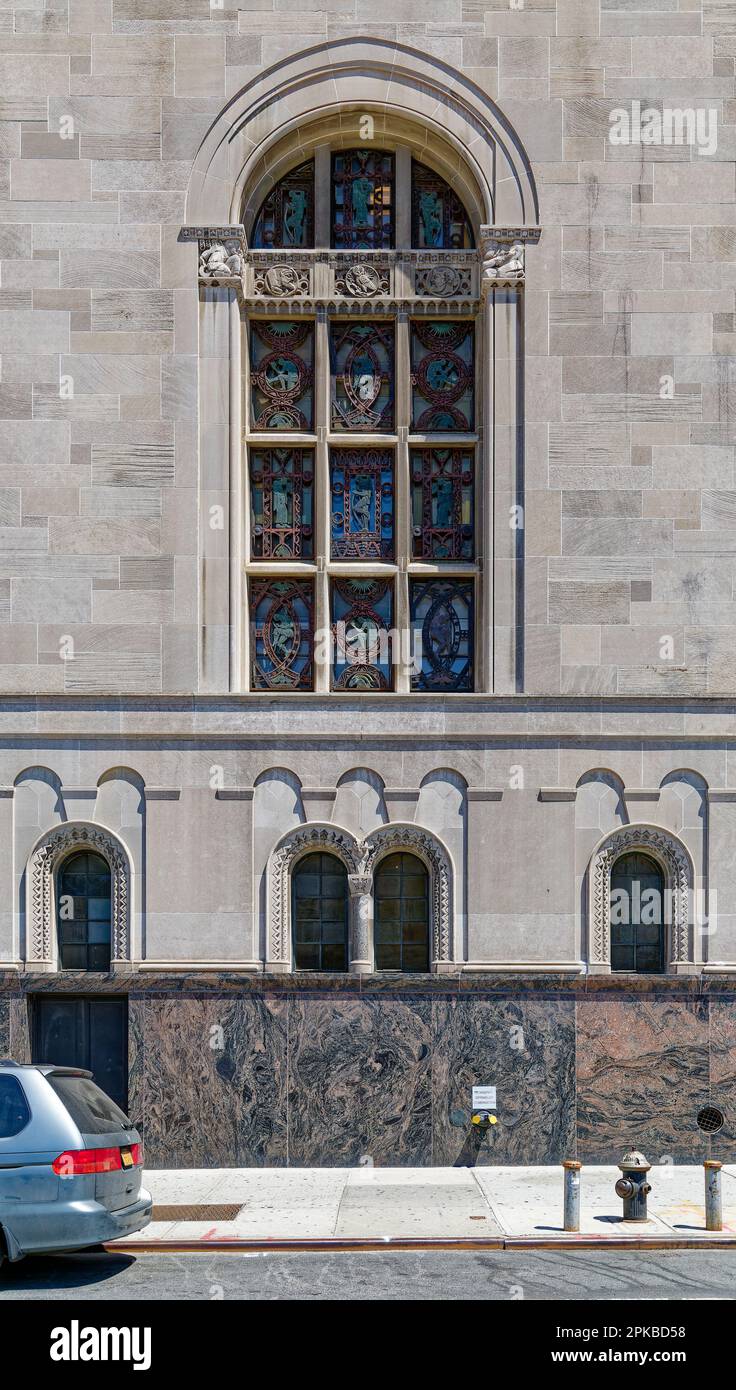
1;1248;735;1300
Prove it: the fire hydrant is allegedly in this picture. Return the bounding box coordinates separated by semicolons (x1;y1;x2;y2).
615;1149;652;1221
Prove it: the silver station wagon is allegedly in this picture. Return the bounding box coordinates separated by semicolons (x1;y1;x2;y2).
0;1060;151;1267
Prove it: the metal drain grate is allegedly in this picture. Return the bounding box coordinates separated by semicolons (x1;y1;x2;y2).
151;1204;243;1222
696;1105;725;1134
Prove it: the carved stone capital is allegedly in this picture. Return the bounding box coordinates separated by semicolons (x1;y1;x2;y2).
479;225;540;293
347;874;372;897
180;225;246;284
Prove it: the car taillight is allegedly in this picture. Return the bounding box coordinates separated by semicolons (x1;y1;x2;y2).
53;1148;123;1177
130;1142;143;1166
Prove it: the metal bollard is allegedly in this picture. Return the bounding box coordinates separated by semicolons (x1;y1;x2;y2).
563;1160;581;1232
705;1160;723;1232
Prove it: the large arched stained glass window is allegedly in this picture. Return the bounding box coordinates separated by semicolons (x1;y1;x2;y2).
245;142;479;694
610;851;665;973
374;852;429;972
291;852;349;970
57;851;112;972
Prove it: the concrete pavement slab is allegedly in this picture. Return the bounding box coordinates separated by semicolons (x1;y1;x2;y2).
335;1167;500;1238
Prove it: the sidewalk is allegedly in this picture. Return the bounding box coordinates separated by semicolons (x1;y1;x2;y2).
111;1164;736;1250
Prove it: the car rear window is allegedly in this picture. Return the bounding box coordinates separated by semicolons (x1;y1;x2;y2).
0;1074;31;1138
47;1075;132;1135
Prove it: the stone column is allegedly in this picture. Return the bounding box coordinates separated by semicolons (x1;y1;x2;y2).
480;226;539;693
348;874;373;974
181;225;245;692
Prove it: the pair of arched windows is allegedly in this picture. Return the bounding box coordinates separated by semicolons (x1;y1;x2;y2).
292;851;430;972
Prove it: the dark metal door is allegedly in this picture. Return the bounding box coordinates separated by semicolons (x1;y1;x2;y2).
33;997;128;1113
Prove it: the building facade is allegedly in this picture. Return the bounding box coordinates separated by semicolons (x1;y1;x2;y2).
0;9;735;1167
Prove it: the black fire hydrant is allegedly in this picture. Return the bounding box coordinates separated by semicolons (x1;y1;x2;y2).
615;1149;652;1221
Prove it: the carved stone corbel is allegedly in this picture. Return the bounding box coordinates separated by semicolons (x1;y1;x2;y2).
479;225;541;295
179;225;246;285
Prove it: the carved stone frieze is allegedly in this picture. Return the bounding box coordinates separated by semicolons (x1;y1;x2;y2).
478;225;541;294
415;265;471;297
253;263;311;296
334;262;390;297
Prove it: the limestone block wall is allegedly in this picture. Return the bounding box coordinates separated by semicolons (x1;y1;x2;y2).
0;10;730;697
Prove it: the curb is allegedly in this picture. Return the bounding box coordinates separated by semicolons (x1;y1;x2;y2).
108;1233;736;1255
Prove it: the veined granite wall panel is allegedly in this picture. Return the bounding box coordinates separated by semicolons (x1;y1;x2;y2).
432;996;576;1166
129;995;288;1167
709;997;736;1161
4;978;735;1166
576;997;711;1163
286;994;432;1168
9;994;31;1064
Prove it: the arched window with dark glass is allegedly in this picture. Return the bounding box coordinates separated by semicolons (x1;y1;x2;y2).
57;851;112;972
291;852;348;970
610;851;665;973
374;852;429;972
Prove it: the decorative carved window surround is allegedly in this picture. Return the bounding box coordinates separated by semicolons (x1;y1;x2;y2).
183;39;541;698
266;820;454;974
24;822;132;974
587;824;696;976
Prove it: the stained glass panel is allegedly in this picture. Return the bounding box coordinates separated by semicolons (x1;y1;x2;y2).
411;447;474;560
250;577;313;690
250;448;314;560
410;578;474;691
330;449;394;560
332;150;394;249
411;320;474;432
251;161;314;248
331;577;394;691
250;320;314;431
411;161;474;249
330;321;394;432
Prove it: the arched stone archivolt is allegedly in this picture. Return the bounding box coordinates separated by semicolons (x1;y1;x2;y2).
186;39;539;228
26;822;131;968
266;820;454;971
588;823;694;971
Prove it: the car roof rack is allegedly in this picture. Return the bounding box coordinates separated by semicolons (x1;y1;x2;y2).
0;1058;19;1066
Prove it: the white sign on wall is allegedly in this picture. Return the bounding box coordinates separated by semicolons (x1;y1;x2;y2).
472;1086;497;1110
